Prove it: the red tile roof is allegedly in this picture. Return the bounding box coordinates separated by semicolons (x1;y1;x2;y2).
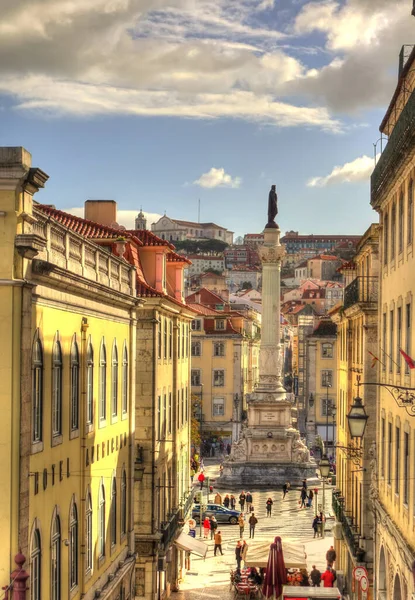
37;205;144;246
186;288;228;307
166;251;192;265
126;229;175;249
187;303;221;316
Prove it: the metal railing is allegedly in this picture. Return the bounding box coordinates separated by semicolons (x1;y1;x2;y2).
371;88;415;206
160;488;194;550
332;492;360;556
343;276;378;310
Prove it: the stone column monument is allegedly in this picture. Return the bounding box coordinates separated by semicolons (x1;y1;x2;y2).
218;186;316;487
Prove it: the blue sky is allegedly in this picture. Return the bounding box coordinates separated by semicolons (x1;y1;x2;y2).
0;0;412;238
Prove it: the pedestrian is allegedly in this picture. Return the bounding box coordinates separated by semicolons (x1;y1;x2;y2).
198;471;205;489
235;540;243;570
246;491;253;513
241;539;248;563
299;569;310;586
326;545;336;567
190;468;195;483
282;482;290;499
318;512;324;537
227;443;231;455
230;494;236;509
302;478;307;490
239;491;246;512
209;515;218;540
238;513;245;538
321;567;335;588
248;513;258;539
266;498;273;517
214;530;223;556
307;489;314;509
310;565;321;587
312;515;319;538
224;494;230;508
214;491;222;505
203;517;210;539
299;486;307;509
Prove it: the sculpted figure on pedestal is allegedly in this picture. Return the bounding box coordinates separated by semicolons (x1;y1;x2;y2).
291;432;310;463
227;436;247;462
267;185;278;228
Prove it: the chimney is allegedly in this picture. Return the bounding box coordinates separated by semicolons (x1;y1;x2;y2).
85;200;117;227
195;292;201;304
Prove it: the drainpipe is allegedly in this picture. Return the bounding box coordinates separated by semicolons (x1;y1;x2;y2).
80;317;89;596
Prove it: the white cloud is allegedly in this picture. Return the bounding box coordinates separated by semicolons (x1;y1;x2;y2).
193;167;242;189
67;207;163;229
307;155;374;187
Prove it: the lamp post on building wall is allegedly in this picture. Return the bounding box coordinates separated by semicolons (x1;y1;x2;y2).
234;393;240;441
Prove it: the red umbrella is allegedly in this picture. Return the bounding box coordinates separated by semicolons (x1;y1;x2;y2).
262;536;287;599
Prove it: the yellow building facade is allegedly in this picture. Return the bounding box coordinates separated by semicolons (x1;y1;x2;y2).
0;148;137;599
187;290;260;446
370;46;415;600
330;224;380;599
305;318;337;449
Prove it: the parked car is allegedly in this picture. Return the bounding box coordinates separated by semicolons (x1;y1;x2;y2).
192;503;239;524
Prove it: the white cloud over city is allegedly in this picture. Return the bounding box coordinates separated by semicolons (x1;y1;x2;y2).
307;155;374;187
193;167;242;189
0;0;411;128
67;207;163;229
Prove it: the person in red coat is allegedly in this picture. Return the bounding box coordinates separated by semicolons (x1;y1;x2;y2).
321;567;335;588
198;472;205;489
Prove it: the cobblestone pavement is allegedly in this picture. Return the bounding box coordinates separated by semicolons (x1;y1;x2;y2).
175;461;334;600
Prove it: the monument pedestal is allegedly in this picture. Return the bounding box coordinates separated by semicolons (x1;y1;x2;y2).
218;220;316;488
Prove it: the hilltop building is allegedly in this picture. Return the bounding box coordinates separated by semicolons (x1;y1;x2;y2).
151;215;233;244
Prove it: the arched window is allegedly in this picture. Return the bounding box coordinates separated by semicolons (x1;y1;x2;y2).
30;527;41;600
85;491;93;573
52;338;63;437
71;339;80;431
51;512;61;600
69;501;78;589
169;320;173;359
110;476;117;546
112;342;118;418
384;212;389;265
121;469;127;536
98;482;105;557
122;343;128;414
398;192;404;253
99;341;107;421
391;203;396;260
32;333;43;443
86;342;94;425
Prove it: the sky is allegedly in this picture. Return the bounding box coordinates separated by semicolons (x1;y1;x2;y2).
1;0;414;238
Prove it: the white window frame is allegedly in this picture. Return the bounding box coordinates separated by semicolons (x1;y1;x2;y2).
213;369;225;387
213;397;225;416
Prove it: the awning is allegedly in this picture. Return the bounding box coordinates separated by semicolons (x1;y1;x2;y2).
174;531;208;558
244;540;307;569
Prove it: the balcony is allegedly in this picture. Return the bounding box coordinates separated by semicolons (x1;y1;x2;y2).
332;492;361;558
160;489;194;550
371;87;415;207
343;276;378;310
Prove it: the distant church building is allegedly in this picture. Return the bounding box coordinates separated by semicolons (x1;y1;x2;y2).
135;209;147;230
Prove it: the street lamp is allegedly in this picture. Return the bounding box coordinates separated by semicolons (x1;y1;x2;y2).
319;453;331;539
347;395;369;439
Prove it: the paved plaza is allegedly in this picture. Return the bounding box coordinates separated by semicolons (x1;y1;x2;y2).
176;461;334;600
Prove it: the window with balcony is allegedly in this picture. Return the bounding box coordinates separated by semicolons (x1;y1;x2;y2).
213;397;225;416
99;341;107;422
399;193;404;253
387;422;392;485
52;338;63;438
391;203;396;260
163;318;168;360
389;310;394;373
122;343;128;415
397;307;402;374
112;342;118;418
395;426;400;495
213;370;225;386
384;212;389;265
70;338;80;432
191;370;201;386
69;501;78;590
321;370;333;387
404;432;409;504
86;341;94;426
405;302;412;374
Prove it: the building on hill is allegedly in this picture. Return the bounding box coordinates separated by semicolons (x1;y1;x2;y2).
281;231;361;256
186;297;260;448
0;148;197;600
224;245;260;268
369;43;415;600
227;266;262;291
243;233;264;247
307;254;344;280
135;209;147;230
151;214;233;244
185;254;225;277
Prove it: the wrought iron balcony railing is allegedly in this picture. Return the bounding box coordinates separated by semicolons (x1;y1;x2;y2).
160;488;194;550
371;87;415;206
332;492;360;557
343;276;378;310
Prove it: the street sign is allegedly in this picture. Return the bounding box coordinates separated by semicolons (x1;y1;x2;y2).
353;566;368;582
360;574;368;600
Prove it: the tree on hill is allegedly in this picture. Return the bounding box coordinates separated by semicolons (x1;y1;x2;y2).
203;268;223;276
174;239;229;254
